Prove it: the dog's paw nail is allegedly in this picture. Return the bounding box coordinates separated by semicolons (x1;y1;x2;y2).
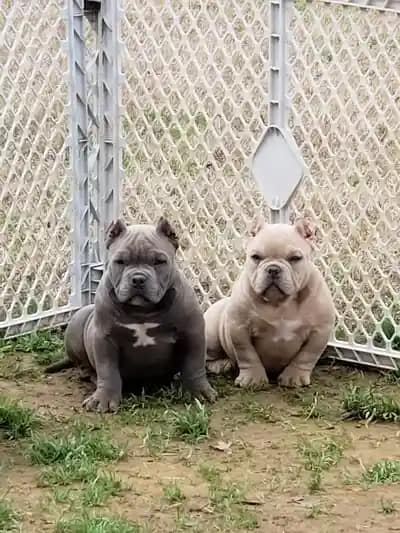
278;369;311;388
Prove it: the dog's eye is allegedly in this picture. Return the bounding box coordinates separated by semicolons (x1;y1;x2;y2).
251;254;262;262
288;255;302;263
154;258;167;266
115;258;125;265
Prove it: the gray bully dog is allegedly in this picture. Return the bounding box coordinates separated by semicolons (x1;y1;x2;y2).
46;217;217;412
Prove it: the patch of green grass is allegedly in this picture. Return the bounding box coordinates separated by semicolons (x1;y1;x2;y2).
283;388;335;420
29;424;124;486
55;515;142;533
0;396;41;439
384;369;400;384
379;498;396;514
342;386;400;423
51;474;124;508
119;386;187;426
209;376;237;398
174;513;202;532
142;426;171;457
199;464;222;485
0;499;18;531
171;399;209;444
363;460;400;485
306;504;323;519
238;400;275;423
82;473;124;507
0;330;64;366
40;460;99;486
298;438;344;492
163;482;186;504
199;464;259;530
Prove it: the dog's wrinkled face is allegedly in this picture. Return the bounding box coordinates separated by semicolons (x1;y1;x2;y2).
105;217;179;307
245;217;315;304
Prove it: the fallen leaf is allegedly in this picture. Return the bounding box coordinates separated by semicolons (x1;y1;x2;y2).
210;440;232;453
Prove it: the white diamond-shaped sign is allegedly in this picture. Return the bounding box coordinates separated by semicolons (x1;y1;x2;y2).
251;126;305;210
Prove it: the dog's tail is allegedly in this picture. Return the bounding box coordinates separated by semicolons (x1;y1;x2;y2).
44;358;74;374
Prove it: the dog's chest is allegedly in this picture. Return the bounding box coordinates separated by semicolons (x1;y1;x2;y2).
251;318;303;343
116;321;178;349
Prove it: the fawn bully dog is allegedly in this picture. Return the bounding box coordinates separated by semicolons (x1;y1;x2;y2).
46;217;216;412
205;217;335;388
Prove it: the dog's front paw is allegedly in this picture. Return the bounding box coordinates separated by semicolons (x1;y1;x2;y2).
235;368;269;389
187;380;218;403
278;366;311;388
82;389;121;413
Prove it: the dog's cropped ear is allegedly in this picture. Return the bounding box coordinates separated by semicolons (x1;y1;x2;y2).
248;214;265;237
156;217;179;250
105;219;127;249
294;217;315;241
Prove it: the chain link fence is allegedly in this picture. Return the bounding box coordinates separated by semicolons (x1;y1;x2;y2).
1;0;399;369
120;0;400;369
289;1;400;367
121;0;269;307
0;0;74;336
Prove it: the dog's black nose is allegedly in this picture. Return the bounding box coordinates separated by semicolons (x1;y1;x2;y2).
132;273;146;288
267;265;281;277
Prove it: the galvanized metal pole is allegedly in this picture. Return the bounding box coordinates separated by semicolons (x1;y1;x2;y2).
269;0;291;223
98;0;122;262
65;0;90;307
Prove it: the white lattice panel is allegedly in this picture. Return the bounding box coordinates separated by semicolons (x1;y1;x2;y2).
0;1;72;335
120;0;400;368
121;0;269;306
288;1;400;367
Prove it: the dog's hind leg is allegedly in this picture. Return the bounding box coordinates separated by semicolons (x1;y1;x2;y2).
204;299;234;375
45;305;95;374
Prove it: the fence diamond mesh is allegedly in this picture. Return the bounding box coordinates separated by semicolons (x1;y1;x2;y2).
1;0;399;370
120;0;400;369
0;0;74;336
121;0;270;306
289;2;400;367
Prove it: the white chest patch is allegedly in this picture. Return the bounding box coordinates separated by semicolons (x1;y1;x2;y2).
122;322;160;347
270;319;301;343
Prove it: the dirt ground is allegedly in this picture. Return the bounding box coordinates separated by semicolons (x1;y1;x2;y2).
1;344;400;532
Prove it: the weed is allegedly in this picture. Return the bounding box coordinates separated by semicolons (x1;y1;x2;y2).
142;426;171;456
119;386;186;426
0;330;64;366
55;515;142;533
163;482;186;504
0;499;18;531
298;438;344;492
174;513;202;531
29;424;124;486
52;475;124;508
306;504;323;518
0;396;40;439
379;498;396;514
363;460;400;485
199;464;222;485
199;464;258;529
171;399;209;444
82;473;124;507
384;369;400;384
239;400;275;423
342;386;400;423
40;460;99;486
283;389;334;419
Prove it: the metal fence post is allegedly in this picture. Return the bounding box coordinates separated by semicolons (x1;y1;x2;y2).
252;1;304;224
65;0;90;307
269;0;291;224
97;0;122;263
